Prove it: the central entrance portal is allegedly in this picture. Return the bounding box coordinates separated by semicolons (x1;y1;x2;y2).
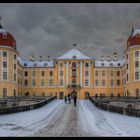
71;90;77;99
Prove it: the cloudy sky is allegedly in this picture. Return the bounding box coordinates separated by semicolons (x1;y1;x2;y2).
0;3;140;60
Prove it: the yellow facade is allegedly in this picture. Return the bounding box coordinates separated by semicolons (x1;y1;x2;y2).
1;25;140;99
0;46;129;99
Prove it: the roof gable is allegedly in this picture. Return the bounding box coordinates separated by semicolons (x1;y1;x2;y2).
56;48;92;60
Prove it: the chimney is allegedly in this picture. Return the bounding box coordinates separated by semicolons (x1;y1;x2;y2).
101;56;104;61
47;56;50;61
107;56;110;61
39;56;42;62
113;52;117;61
29;53;35;61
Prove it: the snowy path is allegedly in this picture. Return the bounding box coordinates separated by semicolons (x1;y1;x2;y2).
0;100;140;136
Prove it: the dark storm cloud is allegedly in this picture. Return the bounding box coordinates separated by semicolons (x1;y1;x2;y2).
0;3;140;60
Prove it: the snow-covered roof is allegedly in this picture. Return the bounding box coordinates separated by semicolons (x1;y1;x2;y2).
128;44;140;49
56;48;92;60
95;59;125;67
0;29;7;34
18;57;54;68
132;29;140;37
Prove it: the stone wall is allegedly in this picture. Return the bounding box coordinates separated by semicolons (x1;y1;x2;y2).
0;96;56;115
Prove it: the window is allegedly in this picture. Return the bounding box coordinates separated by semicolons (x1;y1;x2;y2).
102;80;106;86
126;63;128;69
72;62;76;67
41;79;45;87
110;79;114;87
14;64;16;70
60;63;63;67
21;70;22;75
85;63;89;67
85;71;89;76
18;78;20;84
126;54;128;59
135;61;139;68
14;74;16;81
101;63;104;66
95;71;98;76
3;88;7;98
25;71;28;76
110;71;113;76
72;69;76;76
117;80;120;86
60;80;64;86
118;63;120;66
24;80;28;86
60;71;63;76
85;80;89;86
95;80;98;86
102;71;105;76
3;72;7;80
18;69;20;74
49;79;53;86
3;51;7;57
32;71;36;77
136;89;140;97
117;71;120;76
50;71;53;76
72;80;76;86
135;72;139;80
3;61;7;68
127;74;128;81
14;54;16;60
41;71;45;76
32;80;36;86
135;51;139;57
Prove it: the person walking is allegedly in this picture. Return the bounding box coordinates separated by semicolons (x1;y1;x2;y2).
73;94;77;106
68;94;71;104
64;95;67;103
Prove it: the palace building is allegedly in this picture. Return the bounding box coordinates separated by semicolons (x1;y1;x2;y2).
0;19;140;99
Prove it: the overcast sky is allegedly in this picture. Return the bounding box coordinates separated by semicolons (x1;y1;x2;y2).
0;3;140;60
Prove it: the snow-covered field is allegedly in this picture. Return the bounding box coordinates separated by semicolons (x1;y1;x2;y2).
0;99;140;136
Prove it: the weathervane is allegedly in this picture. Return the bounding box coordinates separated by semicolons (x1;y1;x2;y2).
0;16;3;29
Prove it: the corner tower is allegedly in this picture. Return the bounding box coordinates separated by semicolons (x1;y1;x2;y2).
0;17;19;98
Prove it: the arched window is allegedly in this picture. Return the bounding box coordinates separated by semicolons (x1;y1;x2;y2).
72;62;76;67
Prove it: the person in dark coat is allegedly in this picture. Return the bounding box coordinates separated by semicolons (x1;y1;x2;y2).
73;94;77;106
64;95;67;103
68;93;71;104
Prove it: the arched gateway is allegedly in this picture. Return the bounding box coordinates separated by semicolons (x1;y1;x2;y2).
71;89;77;99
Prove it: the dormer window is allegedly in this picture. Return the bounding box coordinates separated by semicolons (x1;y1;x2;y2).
34;63;37;67
2;33;7;39
44;63;48;67
110;63;113;66
118;63;120;66
73;55;76;59
101;63;104;66
24;63;27;67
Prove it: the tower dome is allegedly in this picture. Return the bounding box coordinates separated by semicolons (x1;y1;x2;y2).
127;29;140;48
0;17;16;50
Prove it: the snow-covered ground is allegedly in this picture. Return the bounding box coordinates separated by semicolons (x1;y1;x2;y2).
0;99;140;136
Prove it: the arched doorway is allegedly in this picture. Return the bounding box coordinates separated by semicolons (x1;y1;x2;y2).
59;92;64;99
85;92;90;99
71;90;77;99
